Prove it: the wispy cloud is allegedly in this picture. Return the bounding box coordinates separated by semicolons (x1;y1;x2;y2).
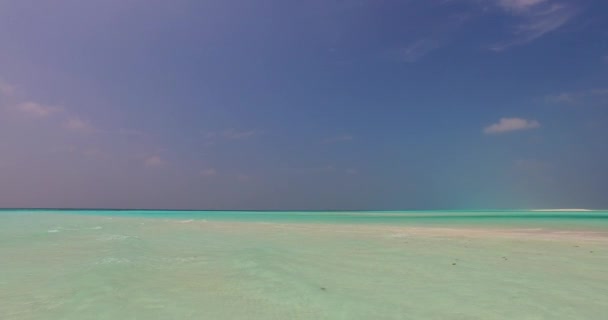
322;134;353;144
222;129;257;140
4;82;146;138
593;88;608;96
546;88;608;106
385;4;474;64
546;92;576;104
1;79;161;182
3;83;98;134
484;117;540;134
117;128;148;137
15;102;62;117
236;174;252;182
200;168;217;177
383;0;578;60
490;0;579;51
0;80;16;97
282;165;336;174
281;165;357;176
82;147;105;158
202;129;257;146
345;168;359;175
144;155;165;167
64;117;95;133
205;129;257;140
497;0;548;12
392;39;444;63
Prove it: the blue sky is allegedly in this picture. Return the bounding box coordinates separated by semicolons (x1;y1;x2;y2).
0;0;607;210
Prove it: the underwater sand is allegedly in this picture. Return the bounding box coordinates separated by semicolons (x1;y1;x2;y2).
1;210;607;319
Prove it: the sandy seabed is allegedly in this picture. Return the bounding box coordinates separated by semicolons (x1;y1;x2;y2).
1;213;607;319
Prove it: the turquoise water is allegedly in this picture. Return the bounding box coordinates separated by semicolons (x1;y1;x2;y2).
1;210;608;319
5;209;608;229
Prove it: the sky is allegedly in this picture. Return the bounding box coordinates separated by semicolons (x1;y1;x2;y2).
1;0;607;210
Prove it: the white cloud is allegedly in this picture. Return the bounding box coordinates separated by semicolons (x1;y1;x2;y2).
283;165;336;174
202;129;257;146
345;168;359;175
546;92;575;104
222;129;256;140
236;174;251;182
5;88;103;136
118;128;147;137
64;117;95;133
82;147;104;158
15;102;61;117
491;1;578;50
144;155;164;167
13;101;100;134
385;9;472;64
281;165;358;176
200;168;217;176
514;4;574;39
484;117;540;134
8;94;102;135
0;80;16;97
205;129;256;140
323;134;353;144
591;88;608;96
498;0;547;12
546;88;608;106
394;39;443;63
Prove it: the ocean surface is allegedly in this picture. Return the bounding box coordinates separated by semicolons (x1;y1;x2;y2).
1;209;607;319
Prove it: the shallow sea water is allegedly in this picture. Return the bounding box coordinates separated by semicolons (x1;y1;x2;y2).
1;210;607;319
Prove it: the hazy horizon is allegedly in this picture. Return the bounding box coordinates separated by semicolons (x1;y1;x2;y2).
0;207;604;212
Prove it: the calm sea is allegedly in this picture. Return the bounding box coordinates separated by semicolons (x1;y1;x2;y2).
1;209;607;319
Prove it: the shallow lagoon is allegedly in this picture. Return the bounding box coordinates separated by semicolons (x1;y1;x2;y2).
1;210;607;319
